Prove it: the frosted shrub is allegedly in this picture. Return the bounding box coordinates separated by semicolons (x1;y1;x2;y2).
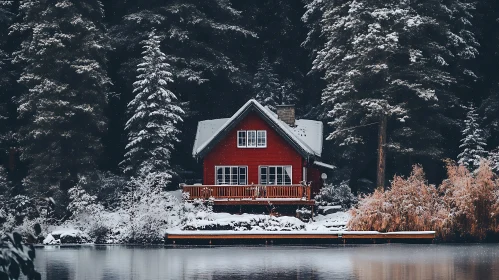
94;171;128;210
180;196;214;229
348;165;448;232
315;181;357;209
68;176;104;219
0;212;15;237
0;190;52;240
9;195;38;223
119;174;182;243
440;160;499;240
58;176;108;242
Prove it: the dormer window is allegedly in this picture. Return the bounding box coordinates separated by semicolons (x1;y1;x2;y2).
237;130;266;148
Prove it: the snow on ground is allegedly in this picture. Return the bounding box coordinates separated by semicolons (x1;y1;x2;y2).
42;234;60;245
51;228;84;237
305;211;350;231
43;228;89;244
167;189;183;201
181;211;351;232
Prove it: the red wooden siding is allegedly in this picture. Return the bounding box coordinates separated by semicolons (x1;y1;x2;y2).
307;166;323;195
203;112;304;185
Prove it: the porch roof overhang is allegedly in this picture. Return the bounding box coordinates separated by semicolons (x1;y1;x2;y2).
312;161;337;170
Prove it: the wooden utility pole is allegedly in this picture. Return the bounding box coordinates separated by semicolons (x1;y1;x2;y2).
376;114;387;190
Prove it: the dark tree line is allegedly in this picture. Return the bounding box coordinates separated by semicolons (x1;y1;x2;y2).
0;0;498;220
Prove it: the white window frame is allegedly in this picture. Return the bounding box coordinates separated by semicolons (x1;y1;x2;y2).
257;130;267;148
258;166;292;185
215;166;248;185
237;131;247;148
237;130;267;148
247;130;257;147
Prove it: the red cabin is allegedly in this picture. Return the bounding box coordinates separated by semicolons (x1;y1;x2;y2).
183;99;335;206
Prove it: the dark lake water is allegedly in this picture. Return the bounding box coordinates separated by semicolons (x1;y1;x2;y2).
32;244;499;280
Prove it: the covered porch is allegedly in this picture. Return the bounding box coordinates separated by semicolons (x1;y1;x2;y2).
181;184;314;206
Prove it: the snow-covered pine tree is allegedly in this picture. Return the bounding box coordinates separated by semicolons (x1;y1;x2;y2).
0;1;14;166
253;57;298;112
0;1;12;79
303;0;479;177
0;1;11;86
110;0;258;126
243;1;307;108
11;1;110;196
479;0;499;152
487;148;499;173
121;30;184;182
254;57;280;110
0;166;9;207
113;0;256;87
119;174;182;243
458;105;487;169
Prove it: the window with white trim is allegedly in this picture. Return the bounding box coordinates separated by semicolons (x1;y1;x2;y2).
247;130;256;147
237;130;266;148
216;166;247;185
237;131;246;147
257;130;267;147
259;166;292;185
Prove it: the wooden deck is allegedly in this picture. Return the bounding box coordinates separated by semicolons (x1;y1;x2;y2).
182;184;313;206
165;231;436;244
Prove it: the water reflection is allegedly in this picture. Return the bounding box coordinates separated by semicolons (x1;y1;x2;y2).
32;244;499;280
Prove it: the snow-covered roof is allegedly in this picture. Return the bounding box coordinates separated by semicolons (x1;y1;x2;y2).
193;118;229;157
192;99;323;158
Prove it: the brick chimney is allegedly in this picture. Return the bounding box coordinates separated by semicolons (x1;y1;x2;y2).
276;104;295;127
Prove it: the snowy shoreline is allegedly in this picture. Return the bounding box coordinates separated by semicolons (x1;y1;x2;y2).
41;211;351;245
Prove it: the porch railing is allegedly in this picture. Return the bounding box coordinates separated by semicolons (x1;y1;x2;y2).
182;184;311;201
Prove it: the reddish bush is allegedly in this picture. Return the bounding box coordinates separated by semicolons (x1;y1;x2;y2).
349;160;499;241
440;160;499;241
348;165;448;232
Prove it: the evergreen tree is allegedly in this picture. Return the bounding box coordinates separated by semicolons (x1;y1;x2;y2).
487;148;499;173
253;57;297;111
107;0;257;177
0;1;12;96
254;57;280;110
11;1;110;197
477;0;499;148
0;166;9;210
0;1;14;168
117;0;256;82
111;0;256;103
240;0;308;111
458;105;487;169
303;0;479;186
0;1;12;80
121;30;183;182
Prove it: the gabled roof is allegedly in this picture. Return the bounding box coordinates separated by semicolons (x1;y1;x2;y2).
192;99;323;159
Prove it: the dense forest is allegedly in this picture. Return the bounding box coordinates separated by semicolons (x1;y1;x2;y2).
0;0;499;228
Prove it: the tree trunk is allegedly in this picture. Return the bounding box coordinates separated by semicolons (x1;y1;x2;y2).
376;114;387;190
